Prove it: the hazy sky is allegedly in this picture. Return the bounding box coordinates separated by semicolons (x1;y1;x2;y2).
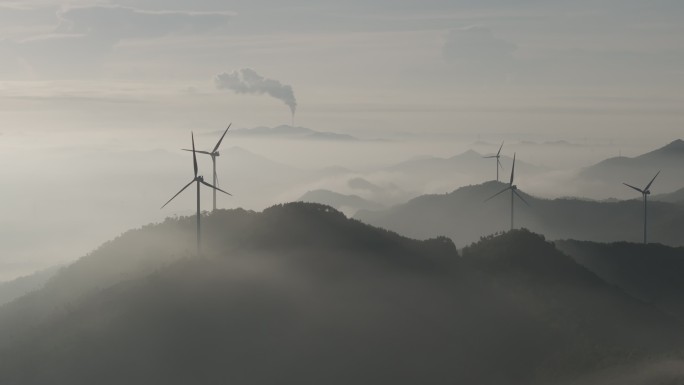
0;0;682;137
1;1;683;280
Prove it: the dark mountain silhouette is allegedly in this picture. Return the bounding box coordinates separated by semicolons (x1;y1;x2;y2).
556;240;684;321
298;189;385;214
355;181;684;247
578;139;684;197
0;203;683;384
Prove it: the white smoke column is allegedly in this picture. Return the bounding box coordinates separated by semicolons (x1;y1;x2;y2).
215;68;297;121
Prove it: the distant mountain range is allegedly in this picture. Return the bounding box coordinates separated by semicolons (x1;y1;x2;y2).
1;203;684;384
298;189;385;215
653;186;684;205
578;139;684;198
356;181;684;247
224;125;359;141
387;149;547;182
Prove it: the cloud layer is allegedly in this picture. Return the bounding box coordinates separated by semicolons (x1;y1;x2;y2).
4;5;232;77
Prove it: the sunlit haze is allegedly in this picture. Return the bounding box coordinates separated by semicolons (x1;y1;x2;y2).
1;1;683;277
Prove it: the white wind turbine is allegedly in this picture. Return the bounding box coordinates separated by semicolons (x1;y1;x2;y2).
623;171;660;244
485;153;529;230
483;141;504;181
162;132;232;255
182;123;231;211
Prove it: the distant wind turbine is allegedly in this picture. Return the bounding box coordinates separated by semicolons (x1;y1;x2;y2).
183;123;231;211
485;153;529;230
162;132;232;255
483;142;504;181
623;171;660;244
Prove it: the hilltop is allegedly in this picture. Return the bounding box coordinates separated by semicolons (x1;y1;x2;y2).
1;203;683;384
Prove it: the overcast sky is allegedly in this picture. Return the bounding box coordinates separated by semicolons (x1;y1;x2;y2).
1;1;683;280
0;0;682;138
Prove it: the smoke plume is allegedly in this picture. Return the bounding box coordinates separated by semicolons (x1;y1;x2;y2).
215;68;297;116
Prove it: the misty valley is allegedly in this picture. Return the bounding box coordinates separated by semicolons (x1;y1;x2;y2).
2;1;684;384
1;136;684;384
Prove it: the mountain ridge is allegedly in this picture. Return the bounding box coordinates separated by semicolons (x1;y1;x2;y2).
1;203;684;384
355;181;684;246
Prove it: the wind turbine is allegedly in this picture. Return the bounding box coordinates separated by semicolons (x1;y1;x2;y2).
182;123;231;211
485;153;529;230
623;171;660;244
162;132;232;255
483;142;504;181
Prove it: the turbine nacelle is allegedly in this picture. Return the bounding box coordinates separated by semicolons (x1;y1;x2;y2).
623;171;660;197
160;131;232;210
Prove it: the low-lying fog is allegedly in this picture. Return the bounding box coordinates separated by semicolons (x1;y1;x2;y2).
0;125;679;281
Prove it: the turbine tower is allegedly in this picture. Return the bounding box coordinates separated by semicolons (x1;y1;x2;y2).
162;132;232;255
485;153;529;230
623;171;660;244
483;142;504;181
183;123;232;211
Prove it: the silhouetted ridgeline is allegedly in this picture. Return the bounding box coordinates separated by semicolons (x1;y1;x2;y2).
355;181;684;246
0;203;683;384
578;139;684;197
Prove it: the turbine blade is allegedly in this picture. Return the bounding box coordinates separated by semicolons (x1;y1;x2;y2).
485;187;511;202
645;170;660;191
497;159;503;169
513;189;531;206
200;179;232;196
623;183;644;194
182;149;212;155
497;141;504;156
509;153;516;186
161;179;195;209
212;123;232;153
483;155;497;159
192;132;198;178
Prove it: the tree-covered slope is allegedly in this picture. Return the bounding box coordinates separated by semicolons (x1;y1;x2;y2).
557;240;684;321
0;204;683;384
